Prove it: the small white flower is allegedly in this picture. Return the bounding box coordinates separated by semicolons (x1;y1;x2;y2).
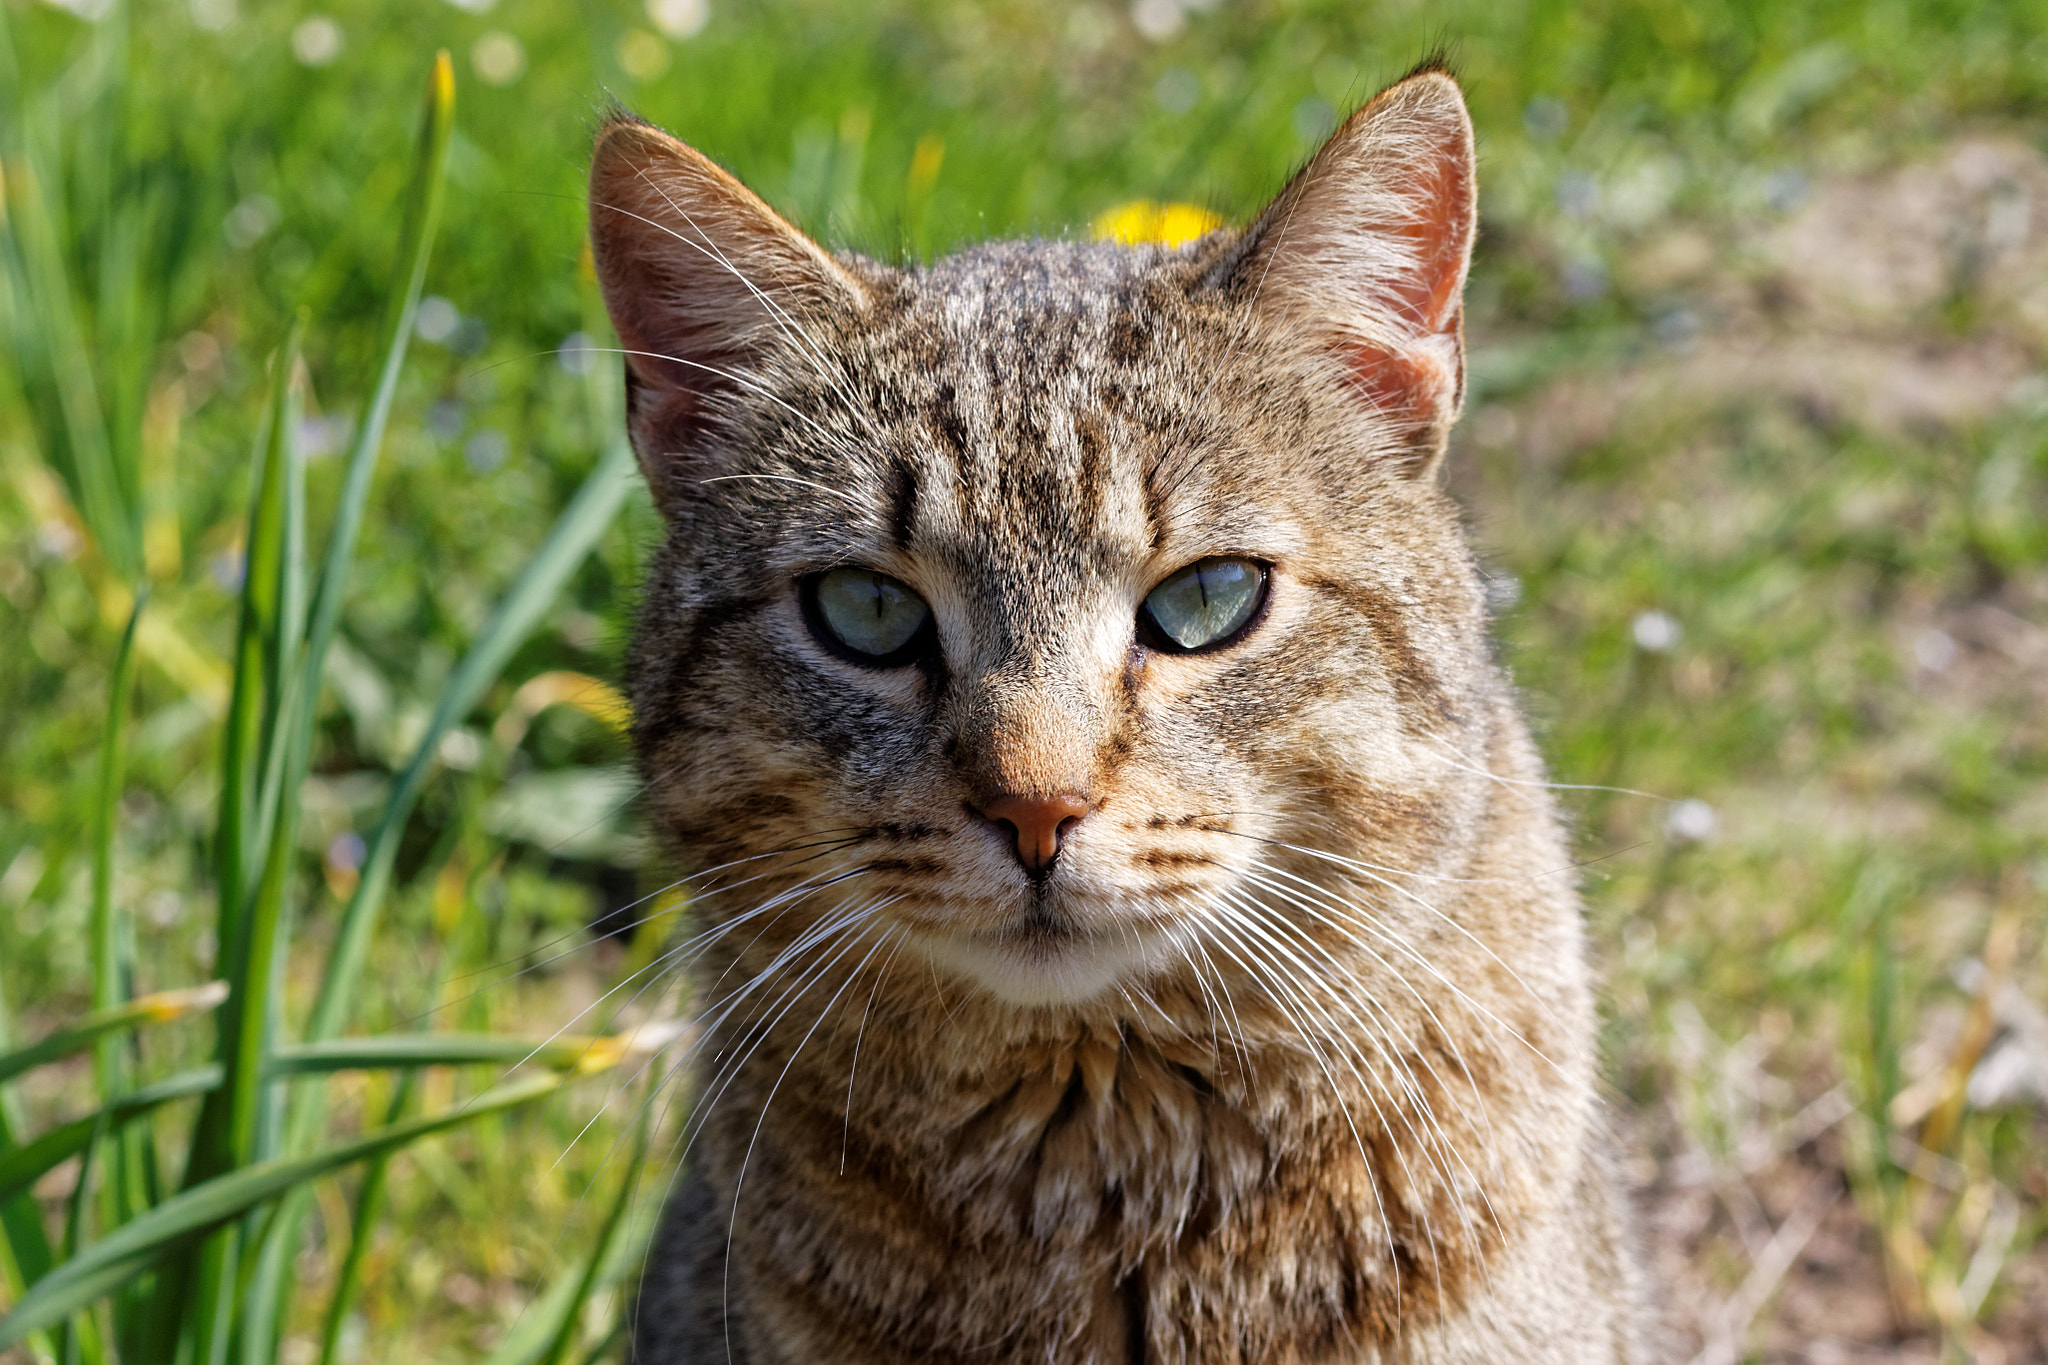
471;31;526;86
415;296;461;344
1665;799;1717;844
557;331;597;376
1632;609;1680;653
1912;628;1958;674
647;0;710;39
291;16;343;67
1130;0;1184;42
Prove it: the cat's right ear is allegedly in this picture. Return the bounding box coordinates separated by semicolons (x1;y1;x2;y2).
589;114;866;509
1205;67;1477;477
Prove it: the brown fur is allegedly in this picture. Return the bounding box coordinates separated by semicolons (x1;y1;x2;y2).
592;69;1646;1364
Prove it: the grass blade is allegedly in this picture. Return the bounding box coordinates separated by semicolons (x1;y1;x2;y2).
302;432;637;1050
538;1096;650;1365
90;591;145;1037
0;980;60;1363
0;1069;222;1208
0;1073;563;1348
172;313;306;1365
301;50;455;698
231;63;458;1365
0;146;134;579
208;312;307;1007
312;1072;414;1365
89;589;149;1254
0;986;229;1089
267;1024;684;1078
183;311;305;1178
479;1195;661;1365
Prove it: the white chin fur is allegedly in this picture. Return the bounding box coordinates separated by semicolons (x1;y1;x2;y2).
918;926;1172;1008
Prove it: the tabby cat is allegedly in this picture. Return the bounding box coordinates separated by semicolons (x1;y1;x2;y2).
590;65;1645;1364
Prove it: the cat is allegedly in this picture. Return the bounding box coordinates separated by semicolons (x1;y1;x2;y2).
589;63;1646;1364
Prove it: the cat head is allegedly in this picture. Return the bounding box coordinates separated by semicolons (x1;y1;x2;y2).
592;70;1491;1010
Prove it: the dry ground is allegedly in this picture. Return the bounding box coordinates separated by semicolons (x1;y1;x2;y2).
1459;133;2048;1361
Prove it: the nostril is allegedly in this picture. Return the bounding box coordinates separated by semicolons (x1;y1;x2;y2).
976;792;1091;874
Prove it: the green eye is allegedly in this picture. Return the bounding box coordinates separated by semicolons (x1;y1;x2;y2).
1140;557;1267;652
806;568;933;663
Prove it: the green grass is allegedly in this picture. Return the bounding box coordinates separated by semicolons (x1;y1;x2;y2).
3;0;2046;1359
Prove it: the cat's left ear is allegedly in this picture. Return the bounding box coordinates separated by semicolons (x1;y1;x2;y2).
1210;66;1477;475
589;114;870;511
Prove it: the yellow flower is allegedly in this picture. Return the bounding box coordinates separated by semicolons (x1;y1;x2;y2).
1090;200;1224;247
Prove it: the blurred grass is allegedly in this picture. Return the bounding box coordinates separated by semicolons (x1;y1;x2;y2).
1;0;2045;1359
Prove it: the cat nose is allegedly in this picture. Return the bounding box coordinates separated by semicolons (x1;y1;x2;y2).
975;793;1091;875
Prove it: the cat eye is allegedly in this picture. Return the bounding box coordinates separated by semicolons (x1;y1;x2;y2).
803;567;934;665
1139;557;1268;653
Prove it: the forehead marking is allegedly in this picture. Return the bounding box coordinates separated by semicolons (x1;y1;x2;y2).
888;459;918;550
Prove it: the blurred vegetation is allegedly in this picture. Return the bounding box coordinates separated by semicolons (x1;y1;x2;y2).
2;0;2045;1359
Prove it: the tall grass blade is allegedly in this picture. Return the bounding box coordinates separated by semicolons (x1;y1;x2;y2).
267;1025;685;1077
219;319;312;1365
311;1072;413;1365
303;431;637;1050
0;981;61;1364
233;61;459;1365
0;151;133;580
0;8;146;582
302;50;455;691
538;1098;650;1365
205;311;307;1051
479;1199;662;1365
90;592;145;1035
0;1070;222;1209
0;986;229;1089
89;590;147;1260
0;1073;562;1348
171;313;306;1365
180;312;303;1182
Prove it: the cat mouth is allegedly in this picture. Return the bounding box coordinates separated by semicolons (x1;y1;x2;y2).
907;894;1177;1007
995;898;1083;951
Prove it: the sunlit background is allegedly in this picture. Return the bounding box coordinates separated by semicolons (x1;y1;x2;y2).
4;0;2046;1359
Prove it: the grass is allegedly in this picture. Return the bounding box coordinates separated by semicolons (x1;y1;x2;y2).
2;0;2045;1359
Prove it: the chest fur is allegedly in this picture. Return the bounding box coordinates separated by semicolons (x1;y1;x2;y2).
695;1015;1537;1365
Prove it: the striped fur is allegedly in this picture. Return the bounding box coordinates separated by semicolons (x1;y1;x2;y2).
594;68;1647;1365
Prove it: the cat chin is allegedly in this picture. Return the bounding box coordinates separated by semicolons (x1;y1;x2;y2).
914;922;1180;1009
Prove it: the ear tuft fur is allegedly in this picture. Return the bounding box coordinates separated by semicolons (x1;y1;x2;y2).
588;115;866;507
1215;69;1477;475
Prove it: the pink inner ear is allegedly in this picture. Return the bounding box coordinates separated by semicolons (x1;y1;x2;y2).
1337;121;1473;427
1384;132;1474;337
1345;329;1457;426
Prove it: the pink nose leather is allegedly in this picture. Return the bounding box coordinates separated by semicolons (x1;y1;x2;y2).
978;793;1091;874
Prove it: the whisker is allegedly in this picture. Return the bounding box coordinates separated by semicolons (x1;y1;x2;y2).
1211;891;1456;1306
1228;857;1567;1074
1194;906;1402;1296
443;825;870;996
1224;838;1574;1054
1421;731;1667;802
1217;887;1503;1259
680;899;889;1152
842;927;909;1174
722;917;899;1358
